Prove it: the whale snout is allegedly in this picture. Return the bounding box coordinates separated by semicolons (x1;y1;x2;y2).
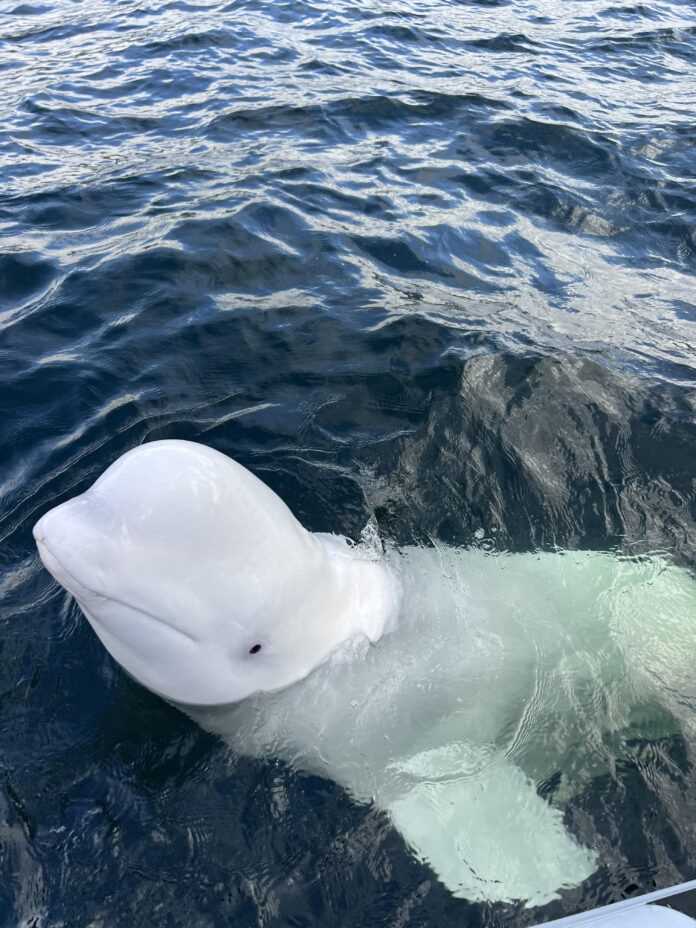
34;506;72;558
32;518;45;544
33;494;115;599
34;501;76;573
35;498;85;556
33;503;65;547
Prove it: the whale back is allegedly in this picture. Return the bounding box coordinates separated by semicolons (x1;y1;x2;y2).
188;546;696;905
193;547;669;784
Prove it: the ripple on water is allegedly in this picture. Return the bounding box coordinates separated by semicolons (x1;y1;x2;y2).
1;0;696;924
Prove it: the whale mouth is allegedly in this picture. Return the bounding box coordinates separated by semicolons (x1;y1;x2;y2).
34;534;199;646
35;535;92;601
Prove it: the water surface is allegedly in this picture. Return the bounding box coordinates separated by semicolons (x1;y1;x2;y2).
2;0;696;924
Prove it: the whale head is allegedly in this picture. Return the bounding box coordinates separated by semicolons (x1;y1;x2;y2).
34;440;399;706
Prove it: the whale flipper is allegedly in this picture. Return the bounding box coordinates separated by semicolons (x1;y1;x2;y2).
387;744;596;905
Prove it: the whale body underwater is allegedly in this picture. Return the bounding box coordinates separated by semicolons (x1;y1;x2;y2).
33;440;696;906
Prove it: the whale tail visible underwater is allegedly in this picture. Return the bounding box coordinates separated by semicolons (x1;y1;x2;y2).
32;440;696;907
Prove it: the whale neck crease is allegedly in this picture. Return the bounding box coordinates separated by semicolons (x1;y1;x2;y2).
315;533;403;647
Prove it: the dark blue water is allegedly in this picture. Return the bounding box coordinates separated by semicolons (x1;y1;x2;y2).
2;0;696;924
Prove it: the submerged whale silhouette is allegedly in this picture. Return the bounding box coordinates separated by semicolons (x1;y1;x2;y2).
33;440;696;905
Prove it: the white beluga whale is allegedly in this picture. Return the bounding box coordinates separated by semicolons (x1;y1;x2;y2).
33;440;696;906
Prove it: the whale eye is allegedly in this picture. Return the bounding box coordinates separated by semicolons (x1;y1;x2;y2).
249;643;262;655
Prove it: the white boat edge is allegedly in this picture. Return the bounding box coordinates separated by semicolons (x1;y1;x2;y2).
534;879;696;927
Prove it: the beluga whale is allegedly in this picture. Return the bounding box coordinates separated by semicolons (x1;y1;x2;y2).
33;440;696;906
